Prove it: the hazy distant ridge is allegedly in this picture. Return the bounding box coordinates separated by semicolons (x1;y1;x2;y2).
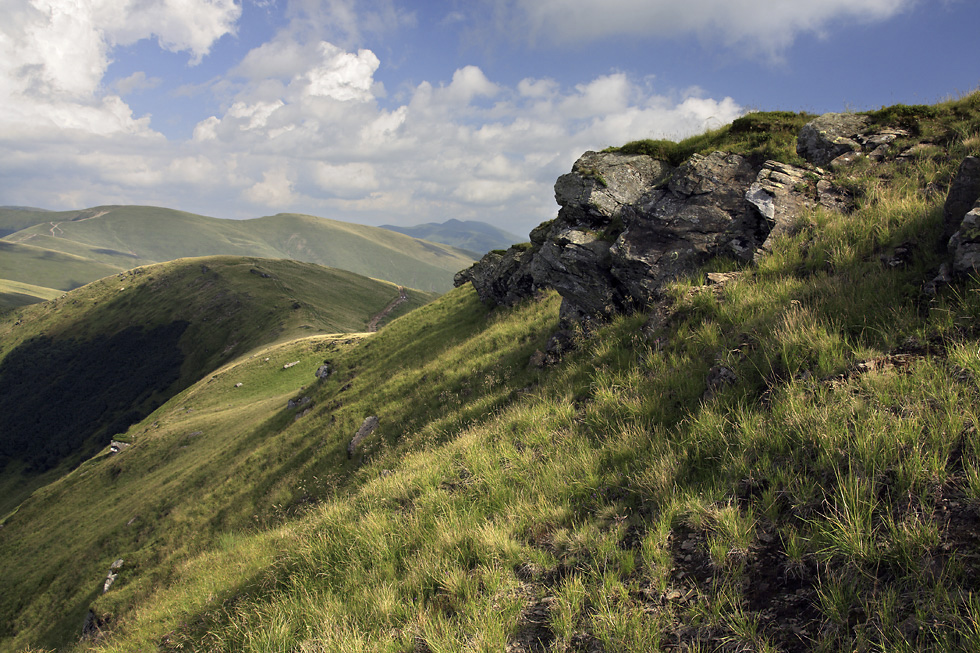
379;218;521;256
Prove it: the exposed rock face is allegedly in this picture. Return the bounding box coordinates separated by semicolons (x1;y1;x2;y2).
608;152;761;309
949;203;980;274
455;111;968;334
454;245;535;306
747;161;818;254
796;113;870;167
943;156;980;246
553;150;672;226
797;114;910;169
348;416;379;458
458;150;778;324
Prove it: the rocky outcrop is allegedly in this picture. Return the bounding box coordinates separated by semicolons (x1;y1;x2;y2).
605;152;762;314
941;157;980;275
458;149;786;325
454;245;535;306
796;113;909;169
348;416;379;458
949;203;980;274
796;113;870;167
456;110;970;335
102;558;123;593
943;157;980;246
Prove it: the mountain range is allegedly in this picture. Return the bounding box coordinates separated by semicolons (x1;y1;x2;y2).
378;218;522;258
0;207;480;309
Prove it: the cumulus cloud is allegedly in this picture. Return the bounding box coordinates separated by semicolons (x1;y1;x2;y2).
188;40;742;232
0;3;746;235
496;0;914;56
245;169;295;206
0;0;239;138
114;71;163;95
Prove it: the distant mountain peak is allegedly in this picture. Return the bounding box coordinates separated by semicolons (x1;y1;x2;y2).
378;219;521;255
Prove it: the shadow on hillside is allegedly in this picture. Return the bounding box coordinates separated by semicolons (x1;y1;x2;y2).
0;321;189;473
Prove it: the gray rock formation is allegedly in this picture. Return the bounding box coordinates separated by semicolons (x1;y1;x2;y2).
315;363;333;379
454;245;535;306
348;416;379;458
553;150;672;226
455;112;943;338
102;559;123;593
949;203;980;274
109;440;130;454
459;150;776;324
608;152;761;310
943;156;980;246
747;161;815;255
796;113;870;167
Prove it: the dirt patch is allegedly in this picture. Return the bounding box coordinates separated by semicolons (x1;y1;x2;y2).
367;286;408;331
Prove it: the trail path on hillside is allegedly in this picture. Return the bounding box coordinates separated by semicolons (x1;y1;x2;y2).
367;287;408;332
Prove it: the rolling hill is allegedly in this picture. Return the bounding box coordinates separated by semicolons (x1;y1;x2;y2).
3;93;980;652
0;207;475;309
0;255;435;517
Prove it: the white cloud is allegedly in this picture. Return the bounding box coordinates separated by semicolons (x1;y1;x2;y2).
245;169;294;206
305;44;380;101
195;46;742;231
0;2;747;236
0;0;239;141
442;66;500;105
114;71;163;95
314;162;380;197
498;0;914;56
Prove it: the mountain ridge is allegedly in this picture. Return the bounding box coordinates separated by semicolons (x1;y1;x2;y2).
0;206;475;306
378;217;522;256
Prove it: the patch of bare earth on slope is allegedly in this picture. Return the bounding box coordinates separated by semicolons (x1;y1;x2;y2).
367;286;408;332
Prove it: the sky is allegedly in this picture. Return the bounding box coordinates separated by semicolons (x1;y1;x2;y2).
1;0;979;237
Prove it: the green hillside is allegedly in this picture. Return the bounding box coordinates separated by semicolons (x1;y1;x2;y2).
1;207;475;294
0;240;120;294
0;256;434;515
3;94;980;652
0;206;53;238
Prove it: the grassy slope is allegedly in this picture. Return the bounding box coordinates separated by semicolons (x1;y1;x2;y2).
1;207;475;293
379;219;523;256
5;93;980;652
0;256;434;517
0;279;62;312
0;241;120;292
0;207;53;238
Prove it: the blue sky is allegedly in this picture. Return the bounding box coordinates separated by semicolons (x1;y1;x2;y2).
1;0;978;236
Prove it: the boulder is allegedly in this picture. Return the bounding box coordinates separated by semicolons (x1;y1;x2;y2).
797;113;870;167
531;227;622;320
943;156;980;247
553;151;672;227
348;416;379;458
949;203;980;274
745;160;820;256
457;150;772;323
454;245;536;306
609;152;761;308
